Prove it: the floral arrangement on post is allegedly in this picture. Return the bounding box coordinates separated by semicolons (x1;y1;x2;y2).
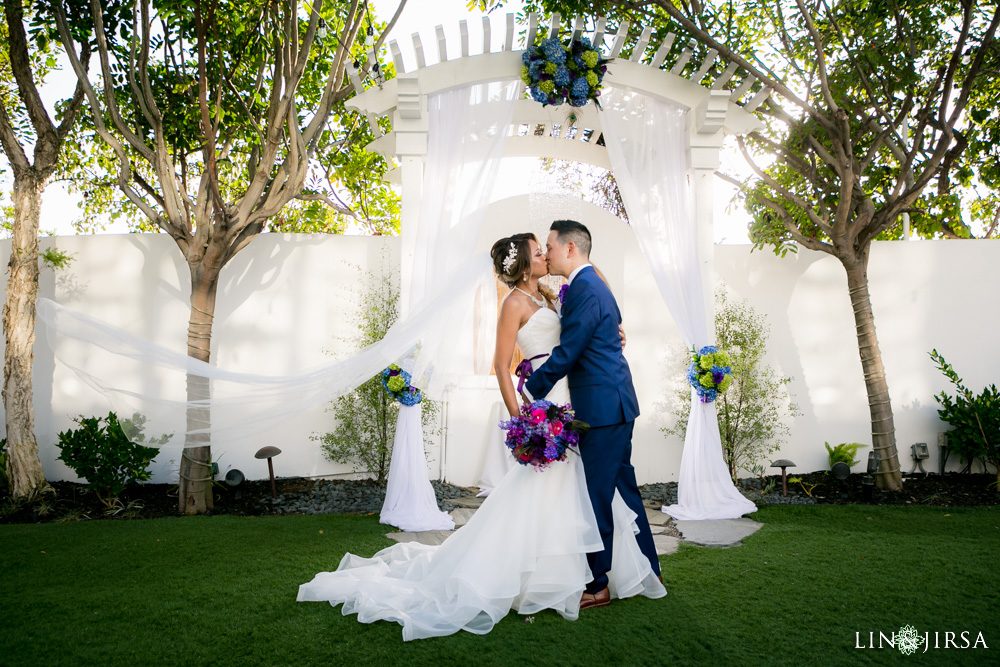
381;364;423;406
688;345;734;403
499;400;590;471
520;35;609;108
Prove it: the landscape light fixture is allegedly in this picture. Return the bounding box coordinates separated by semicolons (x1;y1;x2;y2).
255;446;282;499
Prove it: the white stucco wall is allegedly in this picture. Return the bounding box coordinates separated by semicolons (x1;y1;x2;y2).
1;224;996;487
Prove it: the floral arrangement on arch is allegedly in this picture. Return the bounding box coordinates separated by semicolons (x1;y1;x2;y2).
688;345;734;403
381;364;423;406
520;35;609;108
499;400;589;471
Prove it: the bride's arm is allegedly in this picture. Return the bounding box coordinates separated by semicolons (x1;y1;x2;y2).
494;297;525;417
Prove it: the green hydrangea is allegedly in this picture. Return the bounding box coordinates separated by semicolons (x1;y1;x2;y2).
544;62;558;75
520;65;531;85
539;80;555;94
387;375;406;393
699;373;715;388
582;50;599;68
718;374;734;392
699;356;713;370
586;71;598;87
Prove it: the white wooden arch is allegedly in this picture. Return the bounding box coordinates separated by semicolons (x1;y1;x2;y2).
345;11;765;310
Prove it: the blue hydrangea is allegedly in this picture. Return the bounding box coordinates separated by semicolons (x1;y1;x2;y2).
570;76;590;99
576;36;593;50
540;37;567;64
553;66;571;87
529;60;545;78
568;96;588;107
399;388;422;406
522;51;533;65
530;87;550;104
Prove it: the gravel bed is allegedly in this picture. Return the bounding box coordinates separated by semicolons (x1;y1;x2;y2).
264;478;475;515
638;480;817;508
263;476;814;516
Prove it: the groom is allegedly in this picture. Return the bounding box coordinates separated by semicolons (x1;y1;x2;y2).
525;219;661;609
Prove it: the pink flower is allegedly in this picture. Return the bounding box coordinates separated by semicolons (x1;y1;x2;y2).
530;408;547;424
550;420;564;436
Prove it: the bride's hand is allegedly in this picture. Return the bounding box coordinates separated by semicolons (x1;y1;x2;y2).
619;324;627;349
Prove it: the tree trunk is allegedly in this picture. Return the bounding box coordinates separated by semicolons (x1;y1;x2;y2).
178;259;222;514
843;255;903;491
3;173;47;498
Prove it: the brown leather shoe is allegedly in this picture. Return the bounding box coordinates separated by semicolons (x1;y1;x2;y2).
580;587;611;610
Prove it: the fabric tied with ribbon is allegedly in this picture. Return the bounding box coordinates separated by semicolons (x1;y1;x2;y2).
515;353;550;396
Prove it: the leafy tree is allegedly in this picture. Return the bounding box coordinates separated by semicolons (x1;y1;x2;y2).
44;0;405;512
506;0;998;490
663;289;797;481
0;0;90;498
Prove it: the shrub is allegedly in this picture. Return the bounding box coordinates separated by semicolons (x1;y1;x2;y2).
825;442;866;468
56;412;159;508
930;349;999;485
313;262;439;484
118;412;172;448
663;289;799;481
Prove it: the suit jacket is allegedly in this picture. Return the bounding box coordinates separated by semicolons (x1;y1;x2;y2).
525;266;640;427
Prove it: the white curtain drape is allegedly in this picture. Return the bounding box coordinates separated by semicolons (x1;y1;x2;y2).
381;81;518;530
598;86;756;521
34;83;518;519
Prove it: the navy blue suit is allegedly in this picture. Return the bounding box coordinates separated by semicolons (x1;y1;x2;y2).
525;266;660;592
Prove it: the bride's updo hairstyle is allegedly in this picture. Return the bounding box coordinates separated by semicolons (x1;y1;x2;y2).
491;233;536;287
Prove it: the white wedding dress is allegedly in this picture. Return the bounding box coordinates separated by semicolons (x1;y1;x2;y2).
297;307;666;640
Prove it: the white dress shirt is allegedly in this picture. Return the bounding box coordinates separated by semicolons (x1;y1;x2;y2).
566;263;593;287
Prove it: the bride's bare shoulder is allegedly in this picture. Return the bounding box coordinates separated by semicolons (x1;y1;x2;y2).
499;290;530;324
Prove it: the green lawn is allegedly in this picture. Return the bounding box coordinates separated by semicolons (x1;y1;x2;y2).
1;505;997;666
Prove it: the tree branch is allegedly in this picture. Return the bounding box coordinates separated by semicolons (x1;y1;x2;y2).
2;0;56;146
50;0;165;227
737;136;835;238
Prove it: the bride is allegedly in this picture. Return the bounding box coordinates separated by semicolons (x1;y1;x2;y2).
297;233;665;640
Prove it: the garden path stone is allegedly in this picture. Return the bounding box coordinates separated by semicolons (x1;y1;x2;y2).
449;496;485;509
645;508;672;526
674;518;763;547
449;508;477;528
653;534;681;556
385;530;454;547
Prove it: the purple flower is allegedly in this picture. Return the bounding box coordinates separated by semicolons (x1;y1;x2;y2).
558;284;569;304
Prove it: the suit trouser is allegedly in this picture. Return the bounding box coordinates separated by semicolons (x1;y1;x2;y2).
579;420;661;593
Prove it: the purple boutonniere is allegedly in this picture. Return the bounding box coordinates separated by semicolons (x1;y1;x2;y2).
558;284;569;304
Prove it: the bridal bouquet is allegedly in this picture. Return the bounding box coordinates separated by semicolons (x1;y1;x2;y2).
688;345;734;403
381;364;422;406
499;400;589;471
520;35;609;108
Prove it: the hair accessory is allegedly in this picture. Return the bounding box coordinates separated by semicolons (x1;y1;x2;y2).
502;241;518;274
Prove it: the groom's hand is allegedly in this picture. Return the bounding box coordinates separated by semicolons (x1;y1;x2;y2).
619;324;627;349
